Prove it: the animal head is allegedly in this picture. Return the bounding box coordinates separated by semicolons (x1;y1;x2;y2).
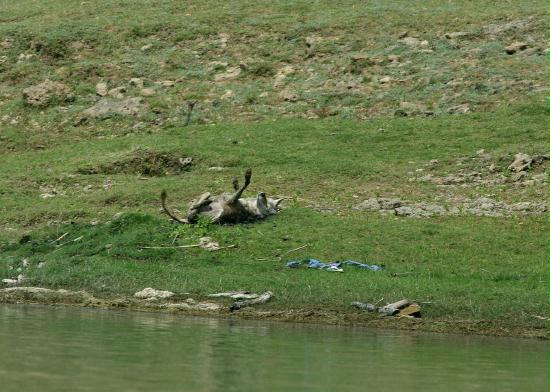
256;192;284;216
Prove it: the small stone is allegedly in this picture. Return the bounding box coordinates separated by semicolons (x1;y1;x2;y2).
279;90;298;102
140;88;156;97
129;78;144;88
380;76;392;84
141;44;153;51
387;54;401;62
221;90;234;99
96;82;108;96
398;31;409;39
134;287;175;300
214;67;241;82
1;279;17;285
402;36;420;46
107;86;126;99
510;171;527;182
82;97;147;119
444;32;472;39
505;42;528;54
157;80;175;87
508;153;532;172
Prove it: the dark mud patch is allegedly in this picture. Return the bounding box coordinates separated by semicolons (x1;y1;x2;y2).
77;148;193;176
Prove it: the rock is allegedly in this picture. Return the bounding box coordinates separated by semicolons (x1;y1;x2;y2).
221;90;234;99
532;154;549;165
395;203;445;218
140;88;156;97
214;67;241;82
273;74;287;88
447;104;471;114
129;78;144;88
17;274;27;283
397;101;428;116
419;40;430;49
398;31;409;39
387;54;401;63
230;291;273;311
107;86;126;99
379;76;392;84
402;36;420;46
484;19;530;36
134;287;175;300
351;301;378;312
532;173;548;183
82;97;147;119
162;299;222;312
444;31;472;39
353;198;381;211
510;171;527;182
157;80;175;87
37;262;46;268
463;197;505;217
508;153;532;172
279;90;298;102
140;44;153;51
95;82;108;96
1;279;17;285
22;79;73;107
505;42;528;54
354;198;401;211
208;291;260;300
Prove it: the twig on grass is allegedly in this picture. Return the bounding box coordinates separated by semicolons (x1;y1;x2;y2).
50;232;68;244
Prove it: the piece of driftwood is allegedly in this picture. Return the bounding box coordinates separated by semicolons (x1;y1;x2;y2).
208;291;260;300
230;291;273;311
161;169;283;224
352;298;421;318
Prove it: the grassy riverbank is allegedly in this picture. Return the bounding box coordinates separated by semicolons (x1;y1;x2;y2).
0;0;548;337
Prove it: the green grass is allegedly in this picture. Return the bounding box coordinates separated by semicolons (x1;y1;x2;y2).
0;0;548;336
0;107;548;334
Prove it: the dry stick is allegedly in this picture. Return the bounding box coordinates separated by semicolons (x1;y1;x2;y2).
285;244;310;254
184;101;196;126
139;244;201;250
139;244;236;251
276;243;310;261
50;232;69;244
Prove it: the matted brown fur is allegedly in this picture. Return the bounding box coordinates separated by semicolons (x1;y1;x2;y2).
161;168;283;224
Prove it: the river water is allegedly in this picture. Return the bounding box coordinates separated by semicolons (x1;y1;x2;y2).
0;304;547;392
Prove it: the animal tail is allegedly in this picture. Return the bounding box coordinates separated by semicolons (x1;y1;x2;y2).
160;190;189;224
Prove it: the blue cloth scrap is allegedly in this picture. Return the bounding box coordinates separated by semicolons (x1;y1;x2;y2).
285;261;303;268
343;260;383;271
285;259;382;272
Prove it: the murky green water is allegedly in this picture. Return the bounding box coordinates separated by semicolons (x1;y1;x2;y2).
0;304;547;392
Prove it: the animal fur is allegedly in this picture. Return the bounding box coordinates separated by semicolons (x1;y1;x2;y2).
161;168;283;224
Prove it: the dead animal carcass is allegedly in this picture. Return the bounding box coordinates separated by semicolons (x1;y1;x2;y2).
161;168;283;224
